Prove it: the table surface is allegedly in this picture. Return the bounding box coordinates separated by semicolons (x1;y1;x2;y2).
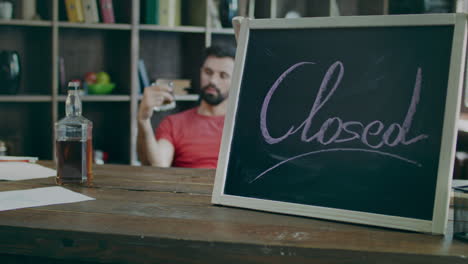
0;162;467;264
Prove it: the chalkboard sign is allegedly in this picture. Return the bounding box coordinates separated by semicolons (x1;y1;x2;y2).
212;14;468;234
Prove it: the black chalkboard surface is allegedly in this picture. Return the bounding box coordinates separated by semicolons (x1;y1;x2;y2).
212;14;467;234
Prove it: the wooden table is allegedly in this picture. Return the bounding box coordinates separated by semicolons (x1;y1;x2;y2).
0;162;467;264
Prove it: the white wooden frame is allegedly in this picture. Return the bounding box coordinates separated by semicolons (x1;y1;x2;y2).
212;14;468;234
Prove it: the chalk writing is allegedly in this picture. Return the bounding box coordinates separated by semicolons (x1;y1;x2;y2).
255;61;428;183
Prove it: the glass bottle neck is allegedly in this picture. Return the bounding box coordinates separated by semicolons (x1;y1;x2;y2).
66;90;82;117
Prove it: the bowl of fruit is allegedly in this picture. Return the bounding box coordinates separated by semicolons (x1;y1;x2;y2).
85;71;116;95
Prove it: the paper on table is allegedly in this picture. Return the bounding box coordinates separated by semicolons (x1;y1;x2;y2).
0;186;95;211
0;162;56;181
0;156;38;162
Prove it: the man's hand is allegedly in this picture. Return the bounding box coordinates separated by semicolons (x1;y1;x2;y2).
137;83;176;167
138;84;175;121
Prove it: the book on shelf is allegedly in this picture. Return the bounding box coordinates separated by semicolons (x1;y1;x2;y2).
219;0;239;27
388;0;453;14
238;0;249;17
99;0;115;23
330;0;340;16
185;0;205;26
207;0;222;29
58;56;66;94
153;78;193;96
424;0;453;13
145;0;159;24
65;0;85;22
138;59;150;94
456;0;468;12
82;0;100;23
159;0;181;27
15;0;37;20
168;79;191;96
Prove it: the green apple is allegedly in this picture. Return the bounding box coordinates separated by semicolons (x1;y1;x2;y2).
96;71;111;84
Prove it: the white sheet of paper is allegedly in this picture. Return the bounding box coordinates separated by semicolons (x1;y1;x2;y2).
0;186;95;211
0;162;56;181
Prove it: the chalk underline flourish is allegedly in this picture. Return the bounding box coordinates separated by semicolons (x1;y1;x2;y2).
249;148;422;184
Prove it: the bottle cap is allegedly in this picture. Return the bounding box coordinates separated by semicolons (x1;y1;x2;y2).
67;80;81;90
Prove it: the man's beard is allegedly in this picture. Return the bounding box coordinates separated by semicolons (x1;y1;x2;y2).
200;84;228;106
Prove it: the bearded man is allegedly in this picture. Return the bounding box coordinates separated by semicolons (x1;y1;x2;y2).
137;45;236;168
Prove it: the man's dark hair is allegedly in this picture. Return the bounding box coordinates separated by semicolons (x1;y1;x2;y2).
190;44;236;94
203;45;236;61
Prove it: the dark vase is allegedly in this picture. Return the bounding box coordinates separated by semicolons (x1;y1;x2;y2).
0;50;21;94
219;0;238;28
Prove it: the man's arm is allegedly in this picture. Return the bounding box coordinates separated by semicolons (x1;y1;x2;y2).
137;119;174;166
137;84;175;167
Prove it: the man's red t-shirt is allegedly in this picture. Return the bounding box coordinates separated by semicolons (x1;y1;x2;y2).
155;108;225;168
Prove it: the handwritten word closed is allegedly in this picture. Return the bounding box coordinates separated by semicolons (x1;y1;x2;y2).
252;61;428;183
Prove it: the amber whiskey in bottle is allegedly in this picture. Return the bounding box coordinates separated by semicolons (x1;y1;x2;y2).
55;81;93;186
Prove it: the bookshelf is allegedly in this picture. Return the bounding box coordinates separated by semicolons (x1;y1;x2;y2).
0;19;52;27
0;0;459;165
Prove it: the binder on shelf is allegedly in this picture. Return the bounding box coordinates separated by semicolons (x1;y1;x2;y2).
65;0;85;23
145;0;159;24
159;0;181;27
82;0;100;23
99;0;115;23
138;59;150;94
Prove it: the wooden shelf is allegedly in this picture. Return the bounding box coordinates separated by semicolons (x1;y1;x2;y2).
137;94;199;101
0;95;132;103
0;19;52;27
0;95;52;102
139;25;205;33
57;95;131;102
58;22;132;30
211;28;235;35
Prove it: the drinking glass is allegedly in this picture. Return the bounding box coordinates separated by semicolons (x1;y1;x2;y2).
153;79;176;112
